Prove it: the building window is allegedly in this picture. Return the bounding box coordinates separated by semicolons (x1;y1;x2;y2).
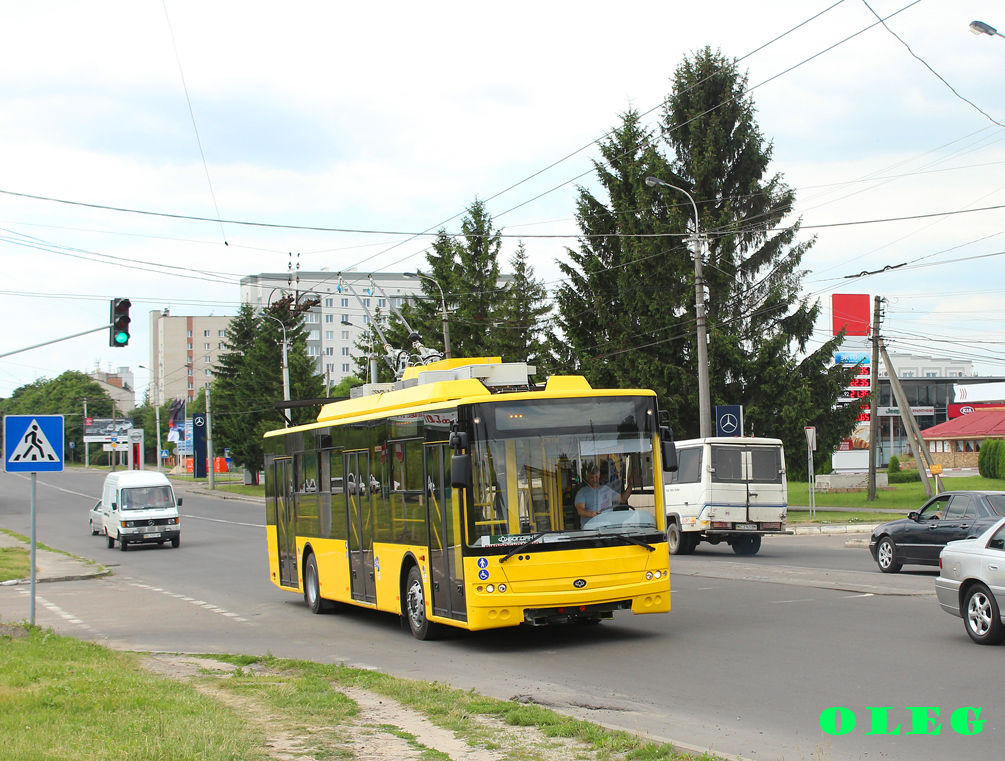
363;298;370;307
324;298;333;308
218;329;225;337
325;314;334;323
304;312;320;324
188;382;194;390
342;331;349;340
204;330;210;337
218;342;225;350
204;343;210;350
342;363;350;372
341;298;349;307
363;315;370;324
308;346;320;357
187;343;193;350
325;347;334;356
204;355;211;363
379;298;386;308
187;330;193;337
342;347;350;356
325;331;334;341
187;368;194;376
204;369;212;376
341;314;349;324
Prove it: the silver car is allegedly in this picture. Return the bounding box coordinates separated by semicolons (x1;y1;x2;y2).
936;516;1005;645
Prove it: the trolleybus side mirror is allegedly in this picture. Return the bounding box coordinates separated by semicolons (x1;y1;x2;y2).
660;427;678;473
451;454;471;489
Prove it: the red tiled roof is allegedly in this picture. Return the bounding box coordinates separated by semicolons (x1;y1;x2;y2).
921;409;1005;439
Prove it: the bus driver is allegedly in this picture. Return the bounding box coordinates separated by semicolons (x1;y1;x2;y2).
575;461;634;521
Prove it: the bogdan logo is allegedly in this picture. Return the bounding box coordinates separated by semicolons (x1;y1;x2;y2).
820;706;984;736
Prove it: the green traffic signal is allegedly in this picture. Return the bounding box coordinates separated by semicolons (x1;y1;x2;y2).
109;298;131;347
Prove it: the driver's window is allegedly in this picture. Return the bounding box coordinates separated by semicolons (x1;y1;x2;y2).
921;497;950;520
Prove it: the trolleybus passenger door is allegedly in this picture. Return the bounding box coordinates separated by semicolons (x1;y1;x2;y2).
274;458;298;588
345;450;376;603
426;443;466;621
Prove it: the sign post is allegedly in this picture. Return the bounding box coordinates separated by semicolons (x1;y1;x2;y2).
805;426;817;520
4;415;64;626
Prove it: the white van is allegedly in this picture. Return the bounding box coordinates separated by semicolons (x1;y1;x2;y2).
101;471;182;551
664;437;788;556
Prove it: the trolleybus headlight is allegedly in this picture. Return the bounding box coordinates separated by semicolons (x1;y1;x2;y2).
646;571;653;580
497;583;507;593
486;584;495;593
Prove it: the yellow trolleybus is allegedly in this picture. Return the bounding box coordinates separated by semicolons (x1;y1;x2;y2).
264;358;678;639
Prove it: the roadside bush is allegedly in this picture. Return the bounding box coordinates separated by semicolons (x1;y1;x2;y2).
887;455;901;473
888;469;921;484
980;439;1002;479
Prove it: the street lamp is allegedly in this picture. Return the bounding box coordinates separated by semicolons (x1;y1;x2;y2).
645;176;713;439
970;20;1004;38
261;313;291;426
403;272;452;359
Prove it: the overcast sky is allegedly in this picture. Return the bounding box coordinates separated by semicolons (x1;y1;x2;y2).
1;0;1003;403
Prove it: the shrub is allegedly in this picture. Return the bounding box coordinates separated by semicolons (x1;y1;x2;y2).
888;469;921;484
887;455;901;473
981;439;1002;479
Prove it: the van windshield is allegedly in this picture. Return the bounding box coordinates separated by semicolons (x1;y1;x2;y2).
120;486;175;510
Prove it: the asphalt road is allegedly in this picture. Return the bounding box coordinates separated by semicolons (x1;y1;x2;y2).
1;468;1000;761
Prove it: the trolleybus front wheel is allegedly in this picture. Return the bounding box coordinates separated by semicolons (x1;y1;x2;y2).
404;565;442;640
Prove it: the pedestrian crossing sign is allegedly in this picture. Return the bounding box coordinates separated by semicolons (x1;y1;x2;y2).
4;415;64;473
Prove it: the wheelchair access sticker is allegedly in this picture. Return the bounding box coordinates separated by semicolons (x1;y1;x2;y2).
478;569;490;581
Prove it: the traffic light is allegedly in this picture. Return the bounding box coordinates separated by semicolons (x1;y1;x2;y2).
109;298;131;347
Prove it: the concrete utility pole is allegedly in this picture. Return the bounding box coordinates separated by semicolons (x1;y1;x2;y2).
645;177;712;438
867;296;882;500
83;398;89;469
880;340;937;498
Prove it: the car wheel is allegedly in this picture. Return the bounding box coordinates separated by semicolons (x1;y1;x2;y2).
732;535;761;556
876;536;901;573
404;565;442;640
106;532;115;549
303;554;330;614
964;583;1005;645
667;523;685;555
90;519;99;536
171;537;180;549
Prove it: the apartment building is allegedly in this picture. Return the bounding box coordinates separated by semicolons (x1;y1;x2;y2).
148;310;233;405
240;270;428;384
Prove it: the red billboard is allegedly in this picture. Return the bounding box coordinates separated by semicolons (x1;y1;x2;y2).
831;294;871;336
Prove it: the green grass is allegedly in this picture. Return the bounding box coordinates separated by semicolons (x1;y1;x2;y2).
789;475;1005;510
0;630;723;761
211;483;266;498
787;510;903;524
0;628;268;761
0;547;31;582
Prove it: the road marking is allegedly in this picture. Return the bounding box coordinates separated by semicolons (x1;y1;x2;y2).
126;581;254;625
17;589;99;634
181;513;265;528
843;592;875;598
769;598;815;604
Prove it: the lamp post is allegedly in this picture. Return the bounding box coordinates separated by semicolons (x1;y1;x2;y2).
970;20;1004;38
138;365;162;472
645;176;713;439
262;313;291;426
403;272;452;359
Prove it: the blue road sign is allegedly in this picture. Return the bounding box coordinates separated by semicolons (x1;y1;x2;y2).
715;405;743;438
5;415;64;473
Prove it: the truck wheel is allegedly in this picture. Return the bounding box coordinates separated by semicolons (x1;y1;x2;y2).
667;523;686;555
732;535;761;556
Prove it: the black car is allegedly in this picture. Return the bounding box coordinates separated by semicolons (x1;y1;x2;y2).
869;491;1005;573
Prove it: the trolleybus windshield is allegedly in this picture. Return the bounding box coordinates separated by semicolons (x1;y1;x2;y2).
467;397;660;548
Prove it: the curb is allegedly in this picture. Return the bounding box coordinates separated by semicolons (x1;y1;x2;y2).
790;523;879;534
1;568;112;586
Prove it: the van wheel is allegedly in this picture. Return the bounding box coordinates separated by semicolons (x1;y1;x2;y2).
119;535;128;552
106;532;115;549
667;523;686;555
404;565;442;640
171;537;180;549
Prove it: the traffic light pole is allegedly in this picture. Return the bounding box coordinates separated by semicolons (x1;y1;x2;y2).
0;324;113;359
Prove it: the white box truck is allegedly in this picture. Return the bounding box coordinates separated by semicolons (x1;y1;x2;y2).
664;437;788;556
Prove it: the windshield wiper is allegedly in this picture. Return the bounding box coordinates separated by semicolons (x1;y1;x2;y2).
606;533;656;552
499;531;550;563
